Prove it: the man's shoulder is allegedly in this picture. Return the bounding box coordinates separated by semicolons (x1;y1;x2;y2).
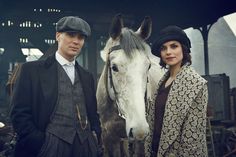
21;59;45;69
22;54;56;68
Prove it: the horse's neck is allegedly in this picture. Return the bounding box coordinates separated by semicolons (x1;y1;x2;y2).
146;55;164;101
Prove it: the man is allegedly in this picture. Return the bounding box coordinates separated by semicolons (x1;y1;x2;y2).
10;16;102;157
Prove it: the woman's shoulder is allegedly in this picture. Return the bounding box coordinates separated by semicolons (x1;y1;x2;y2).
183;66;207;85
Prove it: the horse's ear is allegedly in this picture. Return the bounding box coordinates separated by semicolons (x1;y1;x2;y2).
136;16;152;40
109;13;124;40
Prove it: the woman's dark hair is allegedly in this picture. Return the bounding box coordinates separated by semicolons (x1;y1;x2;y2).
159;43;192;69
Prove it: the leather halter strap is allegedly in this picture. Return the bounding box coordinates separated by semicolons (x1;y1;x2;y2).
108;45;122;54
107;45;127;119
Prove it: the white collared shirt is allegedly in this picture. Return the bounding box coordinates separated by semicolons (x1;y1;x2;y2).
56;51;75;84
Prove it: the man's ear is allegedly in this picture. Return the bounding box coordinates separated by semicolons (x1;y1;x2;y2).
56;32;61;41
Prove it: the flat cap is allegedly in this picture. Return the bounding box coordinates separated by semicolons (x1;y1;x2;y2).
151;25;191;57
56;16;91;37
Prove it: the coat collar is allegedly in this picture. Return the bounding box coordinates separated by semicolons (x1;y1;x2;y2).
39;54;58;109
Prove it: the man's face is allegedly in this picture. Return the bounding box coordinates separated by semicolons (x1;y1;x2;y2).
56;32;85;61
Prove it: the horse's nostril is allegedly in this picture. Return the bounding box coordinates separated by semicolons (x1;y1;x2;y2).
129;128;133;138
129;127;149;141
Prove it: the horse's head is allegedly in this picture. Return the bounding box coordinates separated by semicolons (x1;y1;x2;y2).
98;14;153;140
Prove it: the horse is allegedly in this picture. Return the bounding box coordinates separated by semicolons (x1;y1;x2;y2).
96;14;164;157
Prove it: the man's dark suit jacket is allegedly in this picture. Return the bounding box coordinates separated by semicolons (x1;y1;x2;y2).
10;54;101;157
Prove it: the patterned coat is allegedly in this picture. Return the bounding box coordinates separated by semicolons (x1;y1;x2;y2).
145;65;208;157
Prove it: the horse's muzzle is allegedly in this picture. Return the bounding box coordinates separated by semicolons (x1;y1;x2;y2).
128;127;149;141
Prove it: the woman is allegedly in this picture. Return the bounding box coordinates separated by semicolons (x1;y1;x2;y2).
145;25;208;157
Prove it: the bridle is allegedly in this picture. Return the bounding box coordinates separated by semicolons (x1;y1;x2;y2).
107;45;127;119
106;44;151;120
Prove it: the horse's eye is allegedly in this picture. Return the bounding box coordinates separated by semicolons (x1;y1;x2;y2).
111;65;119;72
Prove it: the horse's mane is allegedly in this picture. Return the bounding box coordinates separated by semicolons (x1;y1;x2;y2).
120;28;146;57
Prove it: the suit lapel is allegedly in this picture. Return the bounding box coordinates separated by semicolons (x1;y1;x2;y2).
145;72;169;155
39;55;58;111
75;62;90;103
148;72;169;129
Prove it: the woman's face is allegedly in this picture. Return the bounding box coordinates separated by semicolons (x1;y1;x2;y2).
160;40;183;68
